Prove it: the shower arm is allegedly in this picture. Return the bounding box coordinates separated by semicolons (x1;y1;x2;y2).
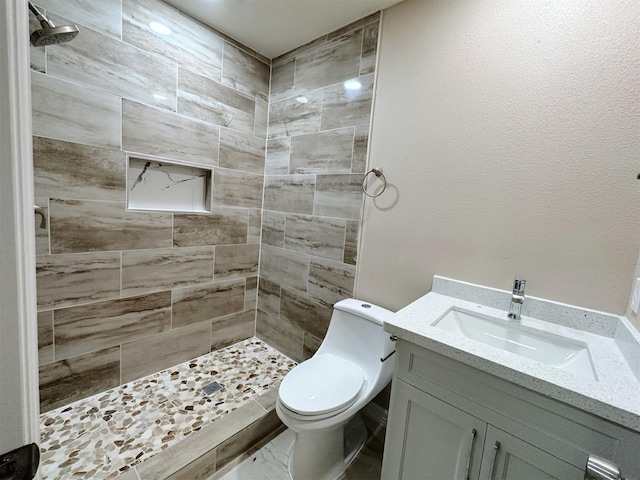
28;2;55;28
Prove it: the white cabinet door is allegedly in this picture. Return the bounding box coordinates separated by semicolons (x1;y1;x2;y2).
479;426;583;480
382;380;487;480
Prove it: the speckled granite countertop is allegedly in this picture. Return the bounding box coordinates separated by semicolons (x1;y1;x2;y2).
384;276;640;433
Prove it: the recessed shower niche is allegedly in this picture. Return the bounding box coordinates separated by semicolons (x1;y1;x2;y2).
127;154;212;213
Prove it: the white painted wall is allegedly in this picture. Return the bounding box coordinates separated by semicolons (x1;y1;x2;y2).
357;0;639;315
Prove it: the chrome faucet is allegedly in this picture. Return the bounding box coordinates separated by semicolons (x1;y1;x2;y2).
507;277;526;319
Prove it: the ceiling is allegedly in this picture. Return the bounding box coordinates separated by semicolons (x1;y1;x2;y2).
163;0;405;59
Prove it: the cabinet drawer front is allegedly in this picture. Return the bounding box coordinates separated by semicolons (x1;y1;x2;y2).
395;340;639;474
479;426;583;480
383;379;487;480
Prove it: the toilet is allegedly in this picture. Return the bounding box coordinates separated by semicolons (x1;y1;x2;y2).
276;298;396;480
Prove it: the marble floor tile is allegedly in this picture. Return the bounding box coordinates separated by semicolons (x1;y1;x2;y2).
40;338;296;480
217;416;386;480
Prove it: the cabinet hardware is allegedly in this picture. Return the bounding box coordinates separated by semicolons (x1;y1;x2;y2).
464;428;477;480
488;441;500;479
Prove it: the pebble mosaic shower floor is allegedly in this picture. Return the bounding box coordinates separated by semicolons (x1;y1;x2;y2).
39;338;296;480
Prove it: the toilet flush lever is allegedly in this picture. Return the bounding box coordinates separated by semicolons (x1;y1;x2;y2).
380;350;396;362
381;335;398;362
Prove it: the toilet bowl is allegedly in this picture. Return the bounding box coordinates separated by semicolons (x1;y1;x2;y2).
276;299;396;480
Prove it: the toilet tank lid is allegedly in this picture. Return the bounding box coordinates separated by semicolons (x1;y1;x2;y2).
333;299;394;326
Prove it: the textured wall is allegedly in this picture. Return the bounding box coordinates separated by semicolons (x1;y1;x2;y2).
32;0;269;412
357;0;640;314
256;14;380;362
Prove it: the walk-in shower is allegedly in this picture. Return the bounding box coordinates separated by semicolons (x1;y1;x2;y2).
28;2;79;46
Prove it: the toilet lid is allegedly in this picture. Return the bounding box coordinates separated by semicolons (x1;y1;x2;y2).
279;353;364;416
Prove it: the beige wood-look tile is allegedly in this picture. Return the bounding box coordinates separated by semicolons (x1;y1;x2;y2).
36;251;121;310
38;311;54;365
177;68;255;134
280;286;332;340
123;99;219;166
314;174;364;220
213;168;264;209
122;0;223;82
33;136;126;202
39;346;120;413
294;29;362;93
259;245;309;292
120;322;210;383
263;175;315;215
221;43;270;101
266;138;290;175
210;310;255;352
172;280;246;329
320;74;374;131
36;0;122;38
245;276;258;311
256;310;304;363
34;197;49;256
214;244;259;281
308;257;356;305
352;125;369;174
219;128;265;175
261;210;285;247
360;21;380;76
47;17;177;110
173;207;249;247
344;220;359;266
122;246;214;297
303;331;323;360
268;89;322;139
54;292;172;360
49;199;173;254
31;71;121;149
257;277;281;318
289;128;355;174
283;213;347;262
248;208;262;245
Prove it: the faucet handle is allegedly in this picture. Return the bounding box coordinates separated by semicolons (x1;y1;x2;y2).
512;277;526;295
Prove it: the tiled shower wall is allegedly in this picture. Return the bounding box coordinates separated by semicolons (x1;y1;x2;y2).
256;14;380;361
32;0;270;412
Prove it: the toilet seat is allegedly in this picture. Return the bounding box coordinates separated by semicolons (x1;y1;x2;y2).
279;353;364;417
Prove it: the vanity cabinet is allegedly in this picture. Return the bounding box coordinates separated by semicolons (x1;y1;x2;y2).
382;340;640;480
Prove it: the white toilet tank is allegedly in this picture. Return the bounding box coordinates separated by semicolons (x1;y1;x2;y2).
316;299;396;376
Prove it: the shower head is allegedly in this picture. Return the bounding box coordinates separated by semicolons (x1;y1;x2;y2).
28;2;79;46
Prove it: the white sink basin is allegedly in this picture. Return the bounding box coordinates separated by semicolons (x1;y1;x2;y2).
433;308;597;381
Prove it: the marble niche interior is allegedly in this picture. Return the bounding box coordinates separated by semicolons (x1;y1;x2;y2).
31;0;380;418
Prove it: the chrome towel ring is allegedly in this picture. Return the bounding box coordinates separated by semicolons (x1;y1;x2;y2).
362;168;387;197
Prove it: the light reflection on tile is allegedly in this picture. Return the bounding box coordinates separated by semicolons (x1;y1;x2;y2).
122;0;223;82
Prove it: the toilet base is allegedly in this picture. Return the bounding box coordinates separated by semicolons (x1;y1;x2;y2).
288;413;367;480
